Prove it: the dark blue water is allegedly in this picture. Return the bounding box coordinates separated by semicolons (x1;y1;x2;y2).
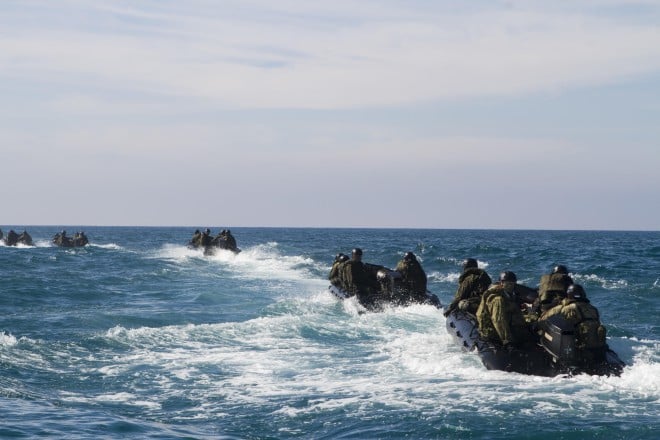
1;227;658;439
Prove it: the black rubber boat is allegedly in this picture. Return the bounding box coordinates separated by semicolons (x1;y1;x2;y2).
329;265;441;311
445;309;625;377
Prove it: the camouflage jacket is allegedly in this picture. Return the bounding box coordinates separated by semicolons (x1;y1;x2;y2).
476;285;528;346
541;298;606;350
447;268;492;312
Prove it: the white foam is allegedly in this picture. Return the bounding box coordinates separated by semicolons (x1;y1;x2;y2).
153;244;204;263
44;276;655;423
0;332;18;347
89;243;123;250
573;273;628;289
429;271;461;283
154;242;322;286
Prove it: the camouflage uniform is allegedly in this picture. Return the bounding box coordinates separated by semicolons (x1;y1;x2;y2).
540;297;606;362
340;260;370;296
476;285;531;347
328;257;347;288
225;232;237;250
395;258;428;300
536;272;573;315
190;231;202;247
200;231;213;247
446;268;492;316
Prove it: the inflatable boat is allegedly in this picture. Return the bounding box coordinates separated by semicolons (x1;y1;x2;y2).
329;265;441;311
445;309;625;377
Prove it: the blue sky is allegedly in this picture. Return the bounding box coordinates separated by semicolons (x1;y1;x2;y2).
1;0;659;230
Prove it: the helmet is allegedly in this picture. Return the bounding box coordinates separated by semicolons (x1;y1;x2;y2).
205;228;211;234
567;284;586;298
553;265;568;275
335;253;345;261
499;271;517;283
403;251;415;261
463;258;478;270
352;248;363;256
339;254;349;262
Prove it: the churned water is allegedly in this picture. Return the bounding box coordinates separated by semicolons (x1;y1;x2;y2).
1;227;658;439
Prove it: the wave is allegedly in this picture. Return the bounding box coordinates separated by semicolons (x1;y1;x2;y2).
87;292;660;424
0;332;18;347
154;242;324;284
572;273;629;289
429;271;461;283
89;243;124;250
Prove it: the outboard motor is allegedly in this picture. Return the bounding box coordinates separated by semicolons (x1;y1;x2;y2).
376;268;402;301
538;314;578;366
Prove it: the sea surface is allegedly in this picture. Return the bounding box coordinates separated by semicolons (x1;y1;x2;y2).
1;227;658;439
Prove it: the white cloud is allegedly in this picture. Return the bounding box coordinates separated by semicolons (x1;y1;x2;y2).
1;1;660;109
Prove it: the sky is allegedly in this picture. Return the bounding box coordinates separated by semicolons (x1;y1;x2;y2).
1;0;659;230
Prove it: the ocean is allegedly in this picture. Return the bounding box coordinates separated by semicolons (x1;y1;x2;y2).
1;227;658;439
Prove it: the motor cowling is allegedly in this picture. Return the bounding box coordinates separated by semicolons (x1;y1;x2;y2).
538;314;578;365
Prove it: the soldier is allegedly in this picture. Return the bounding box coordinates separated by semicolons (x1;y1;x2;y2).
535;265;574;315
200;228;213;247
476;271;534;349
18;230;33;246
539;284;607;364
5;229;18;246
339;248;377;305
395;251;428;301
445;258;492;316
328;253;349;288
224;229;237;250
190;229;202;247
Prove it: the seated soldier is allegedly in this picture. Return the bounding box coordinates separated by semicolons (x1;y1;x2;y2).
534;265;574;316
18;230;33;246
339;248;379;305
539;284;607;364
224;229;237;249
328;253;349;288
445;258;492;316
190;229;202;247
5;229;18;246
395;251;428;302
476;271;534;349
200;228;213;247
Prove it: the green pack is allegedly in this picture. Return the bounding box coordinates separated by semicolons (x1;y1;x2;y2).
576;320;607;349
476;289;500;341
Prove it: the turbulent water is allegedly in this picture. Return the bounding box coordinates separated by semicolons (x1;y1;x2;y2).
1;227;658;439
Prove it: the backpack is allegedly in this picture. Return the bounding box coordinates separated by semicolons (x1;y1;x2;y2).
476;288;501;341
574;303;606;350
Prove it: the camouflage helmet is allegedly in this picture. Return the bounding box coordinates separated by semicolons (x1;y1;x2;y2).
463;258;478;270
553;265;569;275
499;271;517;283
567;284;586;299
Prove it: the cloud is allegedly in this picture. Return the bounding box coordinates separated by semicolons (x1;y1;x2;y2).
1;1;660;109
